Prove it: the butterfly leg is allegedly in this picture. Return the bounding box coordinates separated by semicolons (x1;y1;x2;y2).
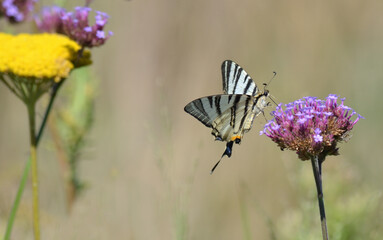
261;110;269;122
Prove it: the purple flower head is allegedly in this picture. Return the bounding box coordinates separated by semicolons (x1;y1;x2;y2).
0;0;36;23
34;5;112;48
261;94;363;160
60;6;112;48
34;6;66;33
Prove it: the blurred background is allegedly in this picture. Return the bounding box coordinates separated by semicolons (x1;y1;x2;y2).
1;0;383;239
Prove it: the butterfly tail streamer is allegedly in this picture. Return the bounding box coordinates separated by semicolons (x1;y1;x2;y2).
210;141;234;174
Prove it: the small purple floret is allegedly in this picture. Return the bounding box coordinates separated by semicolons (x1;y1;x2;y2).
84;26;92;32
96;30;105;39
328;94;338;100
313;135;323;143
297;118;307;124
261;94;363;160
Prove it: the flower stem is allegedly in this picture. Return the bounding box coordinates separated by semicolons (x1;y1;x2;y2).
37;80;65;141
311;155;329;240
3;157;31;240
27;102;40;240
3;80;65;240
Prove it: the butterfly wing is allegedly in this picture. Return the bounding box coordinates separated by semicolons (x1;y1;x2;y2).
184;94;256;143
221;60;259;96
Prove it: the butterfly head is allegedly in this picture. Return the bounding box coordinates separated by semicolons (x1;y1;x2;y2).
261;88;276;107
263;88;270;97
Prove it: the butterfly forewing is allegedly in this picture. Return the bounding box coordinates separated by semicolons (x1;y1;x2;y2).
221;60;259;96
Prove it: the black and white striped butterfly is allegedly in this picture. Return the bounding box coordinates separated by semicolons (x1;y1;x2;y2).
184;60;273;173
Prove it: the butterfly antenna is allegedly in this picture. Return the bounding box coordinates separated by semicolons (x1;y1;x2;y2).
263;71;277;91
210;141;234;174
262;110;268;122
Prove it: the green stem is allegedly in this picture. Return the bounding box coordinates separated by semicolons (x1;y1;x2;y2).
27;101;40;240
3;80;65;240
311;155;329;240
3;158;31;240
0;75;20;99
37;80;65;141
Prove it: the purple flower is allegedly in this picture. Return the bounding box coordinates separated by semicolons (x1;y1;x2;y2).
34;6;66;33
34;5;112;48
261;94;363;160
0;0;36;23
60;6;112;48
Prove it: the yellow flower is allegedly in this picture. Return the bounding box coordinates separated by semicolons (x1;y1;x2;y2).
0;33;92;104
0;33;91;82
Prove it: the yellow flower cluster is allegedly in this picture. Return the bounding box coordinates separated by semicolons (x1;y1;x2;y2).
0;33;91;82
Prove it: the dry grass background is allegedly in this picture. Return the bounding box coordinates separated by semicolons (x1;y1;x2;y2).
1;0;383;239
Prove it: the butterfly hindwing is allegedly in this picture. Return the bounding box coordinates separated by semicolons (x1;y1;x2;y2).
184;94;255;142
184;95;222;128
221;60;259;96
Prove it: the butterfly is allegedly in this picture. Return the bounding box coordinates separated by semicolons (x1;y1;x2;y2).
184;60;273;173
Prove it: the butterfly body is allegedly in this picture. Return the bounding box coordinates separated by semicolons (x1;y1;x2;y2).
184;60;271;172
